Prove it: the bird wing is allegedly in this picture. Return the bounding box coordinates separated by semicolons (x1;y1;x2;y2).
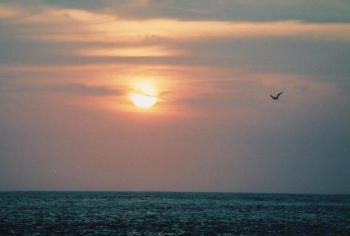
270;94;275;99
276;91;283;98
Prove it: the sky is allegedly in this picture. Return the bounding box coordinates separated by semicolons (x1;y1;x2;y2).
0;0;349;194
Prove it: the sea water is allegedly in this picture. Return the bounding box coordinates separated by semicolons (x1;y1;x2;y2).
0;192;349;235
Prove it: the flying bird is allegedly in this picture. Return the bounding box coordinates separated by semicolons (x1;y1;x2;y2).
270;91;283;100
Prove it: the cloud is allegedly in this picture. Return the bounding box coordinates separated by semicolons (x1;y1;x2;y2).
47;83;121;96
0;4;348;43
1;81;123;97
1;4;348;76
75;46;185;57
0;4;22;19
38;0;350;23
28;18;350;43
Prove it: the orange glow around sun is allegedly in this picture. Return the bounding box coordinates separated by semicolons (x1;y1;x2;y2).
131;81;158;109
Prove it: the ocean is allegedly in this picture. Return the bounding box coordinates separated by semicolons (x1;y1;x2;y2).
0;191;349;235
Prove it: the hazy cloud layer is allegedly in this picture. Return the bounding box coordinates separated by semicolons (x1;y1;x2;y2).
11;0;350;22
0;4;349;79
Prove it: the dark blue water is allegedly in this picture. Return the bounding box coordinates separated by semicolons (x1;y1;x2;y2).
0;192;349;235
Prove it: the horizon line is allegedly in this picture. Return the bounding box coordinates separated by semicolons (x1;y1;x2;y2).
0;190;348;195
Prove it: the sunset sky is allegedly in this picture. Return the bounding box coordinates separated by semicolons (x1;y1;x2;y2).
0;0;349;194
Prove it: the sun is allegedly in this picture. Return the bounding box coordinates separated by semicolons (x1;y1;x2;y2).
131;81;158;109
131;93;157;108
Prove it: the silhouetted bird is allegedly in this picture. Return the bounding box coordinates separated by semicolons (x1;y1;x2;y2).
270;91;283;100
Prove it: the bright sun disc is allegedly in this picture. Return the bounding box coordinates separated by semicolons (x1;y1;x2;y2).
131;81;158;109
131;93;157;109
